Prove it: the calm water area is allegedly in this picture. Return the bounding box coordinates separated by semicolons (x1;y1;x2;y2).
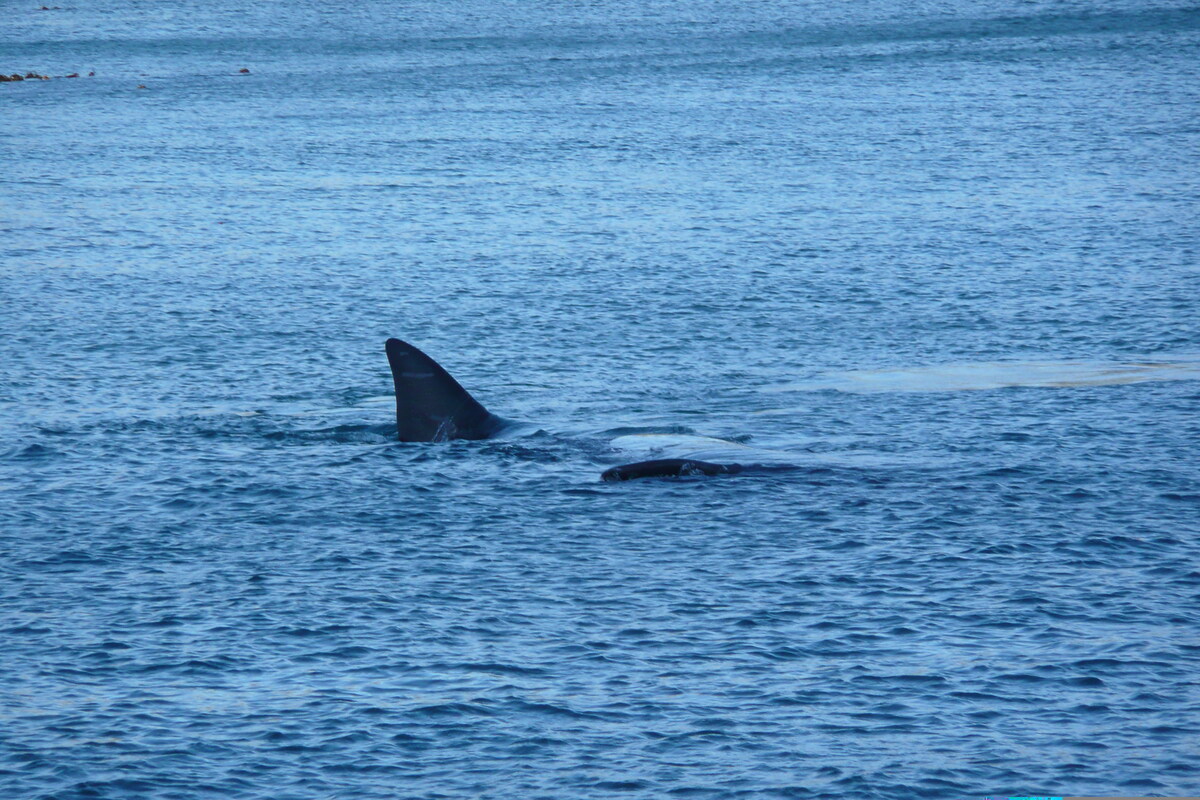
3;1;1199;798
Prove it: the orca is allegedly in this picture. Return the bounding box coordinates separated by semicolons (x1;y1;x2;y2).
600;459;743;482
385;338;742;481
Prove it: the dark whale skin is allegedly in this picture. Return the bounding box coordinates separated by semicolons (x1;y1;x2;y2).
601;459;743;482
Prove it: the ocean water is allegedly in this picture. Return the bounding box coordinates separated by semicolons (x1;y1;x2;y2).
3;1;1199;798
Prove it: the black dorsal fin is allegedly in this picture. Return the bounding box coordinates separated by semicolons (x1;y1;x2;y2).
385;338;501;441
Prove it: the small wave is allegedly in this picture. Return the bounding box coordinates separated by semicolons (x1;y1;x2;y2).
5;443;64;460
18;549;108;569
590;780;651;791
451;662;549;677
262;423;394;444
408;702;496;718
770;358;1200;394
853;673;949;685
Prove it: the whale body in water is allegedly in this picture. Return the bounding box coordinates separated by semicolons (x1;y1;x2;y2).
385;338;742;481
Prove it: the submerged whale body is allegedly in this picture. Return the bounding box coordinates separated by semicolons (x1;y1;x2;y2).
384;338;742;481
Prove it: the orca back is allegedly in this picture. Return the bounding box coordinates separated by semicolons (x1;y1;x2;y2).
385;338;502;441
601;459;742;481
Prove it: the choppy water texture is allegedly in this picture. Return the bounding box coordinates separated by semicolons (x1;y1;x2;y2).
3;1;1200;798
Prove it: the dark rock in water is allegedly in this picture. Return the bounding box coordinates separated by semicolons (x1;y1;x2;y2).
66;73;79;78
8;74;25;81
239;68;250;74
136;84;147;89
88;71;95;76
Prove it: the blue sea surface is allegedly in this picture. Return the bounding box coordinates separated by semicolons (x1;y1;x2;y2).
3;1;1199;798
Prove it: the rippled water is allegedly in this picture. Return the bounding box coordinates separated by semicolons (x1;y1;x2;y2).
3;1;1199;798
